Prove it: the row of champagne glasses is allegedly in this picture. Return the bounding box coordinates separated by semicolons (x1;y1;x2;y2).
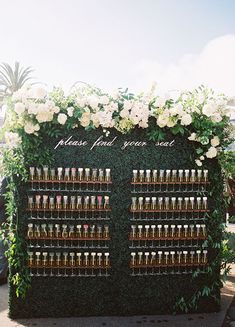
131;196;208;211
29;167;111;182
28;195;110;210
129;224;206;239
130;249;208;267
132;169;208;183
27;223;110;239
28;251;110;277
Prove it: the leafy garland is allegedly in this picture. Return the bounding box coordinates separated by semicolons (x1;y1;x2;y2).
0;84;234;309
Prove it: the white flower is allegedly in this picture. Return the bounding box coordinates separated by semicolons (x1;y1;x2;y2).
24;122;40;134
154;96;166;107
87;96;99;109
99;95;109;105
195;159;202;166
167;119;176;127
211;136;220;147
202;103;216;117
200;155;205;161
57;113;67;125
80;112;91;127
123;100;132;111
36;111;54;123
4;132;22;148
14;102;25;115
30;87;47;99
157;115;168;128
181;114;192;126
211;113;222;123
67;106;74;117
188;132;197;141
205;146;218;159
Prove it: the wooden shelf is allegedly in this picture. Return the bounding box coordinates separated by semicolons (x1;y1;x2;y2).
130;262;207;268
26;208;111;212
27;236;110;241
28;180;112;184
130;209;209;213
129;236;206;241
29;265;111;269
131;181;209;185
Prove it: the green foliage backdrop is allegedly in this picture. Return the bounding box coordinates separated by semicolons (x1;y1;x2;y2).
9;128;224;318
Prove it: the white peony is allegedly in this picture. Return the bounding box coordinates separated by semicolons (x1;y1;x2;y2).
67;107;74;117
210;136;220;147
181;114;192;126
205;146;217;159
14;102;25;115
57;113;67;125
24;122;40;134
188;132;197;141
195;159;202;166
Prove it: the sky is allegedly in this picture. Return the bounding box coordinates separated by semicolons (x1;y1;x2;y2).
0;0;235;95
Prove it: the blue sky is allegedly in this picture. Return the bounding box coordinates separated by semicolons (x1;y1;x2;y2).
0;0;235;94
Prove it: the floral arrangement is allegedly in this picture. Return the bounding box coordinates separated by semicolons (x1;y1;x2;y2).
2;84;234;167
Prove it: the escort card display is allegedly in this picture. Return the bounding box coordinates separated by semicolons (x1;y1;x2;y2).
9;128;222;318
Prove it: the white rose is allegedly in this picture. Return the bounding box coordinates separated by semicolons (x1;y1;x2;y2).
211;136;220;147
195;159;202;167
80;112;91;127
211;113;222;123
31;87;47;99
188;132;197;141
205;146;217;159
57;113;67;125
14;102;25;115
181;114;192;126
67;106;74;117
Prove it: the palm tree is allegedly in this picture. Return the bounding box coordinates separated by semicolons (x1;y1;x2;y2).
0;61;34;100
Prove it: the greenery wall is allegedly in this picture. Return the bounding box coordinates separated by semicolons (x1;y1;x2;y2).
9;128;223;318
